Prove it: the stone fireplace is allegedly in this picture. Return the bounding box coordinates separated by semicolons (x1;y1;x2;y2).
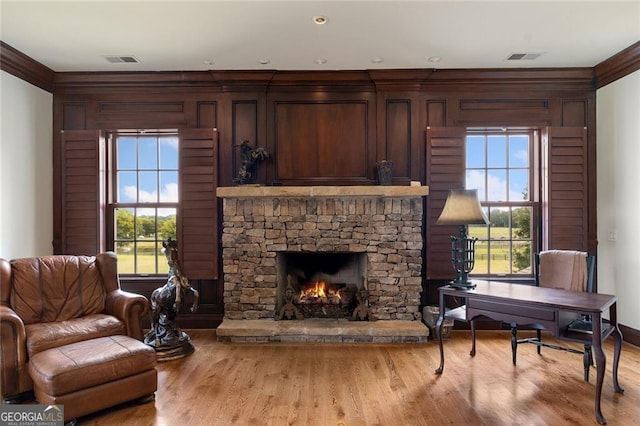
216;186;430;342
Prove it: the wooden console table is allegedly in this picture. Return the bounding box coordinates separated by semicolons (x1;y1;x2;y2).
434;280;624;425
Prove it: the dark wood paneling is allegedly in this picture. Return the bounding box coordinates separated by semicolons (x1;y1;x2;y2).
455;97;551;126
60;130;102;255
423;68;594;91
273;102;370;183
0;34;628;325
99;102;184;113
62;102;86;130
197;101;217;128
32;64;611;326
53;71;218;89
385;100;411;182
425;127;466;280
268;70;374;91
57;94;219;131
460;99;548;110
232;101;258;181
93;100;188;129
426;100;446;127
561;100;587;127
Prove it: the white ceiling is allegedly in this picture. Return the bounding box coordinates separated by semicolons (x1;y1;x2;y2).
2;1;639;73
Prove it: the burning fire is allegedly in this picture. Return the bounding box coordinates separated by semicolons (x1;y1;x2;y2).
299;280;342;304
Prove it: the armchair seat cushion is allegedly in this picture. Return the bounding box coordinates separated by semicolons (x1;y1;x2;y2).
25;314;126;358
28;335;156;397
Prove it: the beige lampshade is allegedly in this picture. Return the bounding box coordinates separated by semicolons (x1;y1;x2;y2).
436;189;489;225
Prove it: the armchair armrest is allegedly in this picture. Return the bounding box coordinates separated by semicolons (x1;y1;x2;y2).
0;305;31;399
105;290;149;340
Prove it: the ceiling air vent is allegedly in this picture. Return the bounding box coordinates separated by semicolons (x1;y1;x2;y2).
506;52;544;61
104;55;140;64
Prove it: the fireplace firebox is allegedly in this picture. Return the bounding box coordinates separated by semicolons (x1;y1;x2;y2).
276;252;367;319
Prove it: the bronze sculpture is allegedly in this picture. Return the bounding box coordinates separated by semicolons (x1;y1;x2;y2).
234;140;269;184
144;237;199;360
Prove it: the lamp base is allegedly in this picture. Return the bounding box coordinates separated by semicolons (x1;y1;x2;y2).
448;280;476;290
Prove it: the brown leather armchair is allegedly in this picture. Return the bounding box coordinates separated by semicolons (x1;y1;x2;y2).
0;252;152;402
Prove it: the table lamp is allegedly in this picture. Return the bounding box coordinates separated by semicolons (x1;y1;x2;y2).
436;189;489;289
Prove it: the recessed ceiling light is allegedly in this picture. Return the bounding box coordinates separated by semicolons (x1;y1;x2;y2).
371;58;384;64
428;56;441;63
258;59;271;65
314;58;327;65
313;15;328;25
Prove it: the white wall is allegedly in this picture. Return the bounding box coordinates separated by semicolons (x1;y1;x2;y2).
596;70;640;330
0;71;53;259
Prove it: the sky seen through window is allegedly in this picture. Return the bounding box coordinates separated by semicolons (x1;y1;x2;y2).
117;135;179;216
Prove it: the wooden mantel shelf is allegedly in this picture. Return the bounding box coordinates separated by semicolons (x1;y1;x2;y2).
216;185;429;198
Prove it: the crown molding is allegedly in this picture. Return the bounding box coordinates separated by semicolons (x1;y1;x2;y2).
0;41;55;92
595;41;640;89
3;40;638;93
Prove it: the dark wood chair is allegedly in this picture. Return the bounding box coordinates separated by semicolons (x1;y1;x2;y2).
509;250;596;381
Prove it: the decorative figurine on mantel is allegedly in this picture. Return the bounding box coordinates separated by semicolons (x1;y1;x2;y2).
233;140;269;184
377;160;393;185
144;237;199;361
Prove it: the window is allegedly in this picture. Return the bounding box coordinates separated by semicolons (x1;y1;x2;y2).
110;131;179;275
465;129;535;277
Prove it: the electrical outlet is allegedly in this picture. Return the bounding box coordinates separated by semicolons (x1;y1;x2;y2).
608;230;616;241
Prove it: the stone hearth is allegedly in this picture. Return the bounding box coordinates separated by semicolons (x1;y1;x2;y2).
216;186;430;342
216;319;428;343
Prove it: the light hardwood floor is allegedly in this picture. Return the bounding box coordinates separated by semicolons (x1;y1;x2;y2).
78;330;640;425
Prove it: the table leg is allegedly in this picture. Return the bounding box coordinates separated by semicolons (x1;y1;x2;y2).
511;324;517;365
470;318;476;357
610;304;624;394
592;315;606;425
435;291;445;374
611;326;624;393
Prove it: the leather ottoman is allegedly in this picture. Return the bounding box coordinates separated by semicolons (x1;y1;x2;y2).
28;335;157;422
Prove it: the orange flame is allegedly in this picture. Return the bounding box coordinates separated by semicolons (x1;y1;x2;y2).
299;281;342;304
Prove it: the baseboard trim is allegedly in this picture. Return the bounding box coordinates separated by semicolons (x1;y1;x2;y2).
620;324;640;347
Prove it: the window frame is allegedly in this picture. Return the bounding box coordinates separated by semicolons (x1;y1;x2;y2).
105;129;180;276
465;128;540;279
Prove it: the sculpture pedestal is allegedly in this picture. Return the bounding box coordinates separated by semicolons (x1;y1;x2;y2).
149;335;195;361
144;318;195;361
